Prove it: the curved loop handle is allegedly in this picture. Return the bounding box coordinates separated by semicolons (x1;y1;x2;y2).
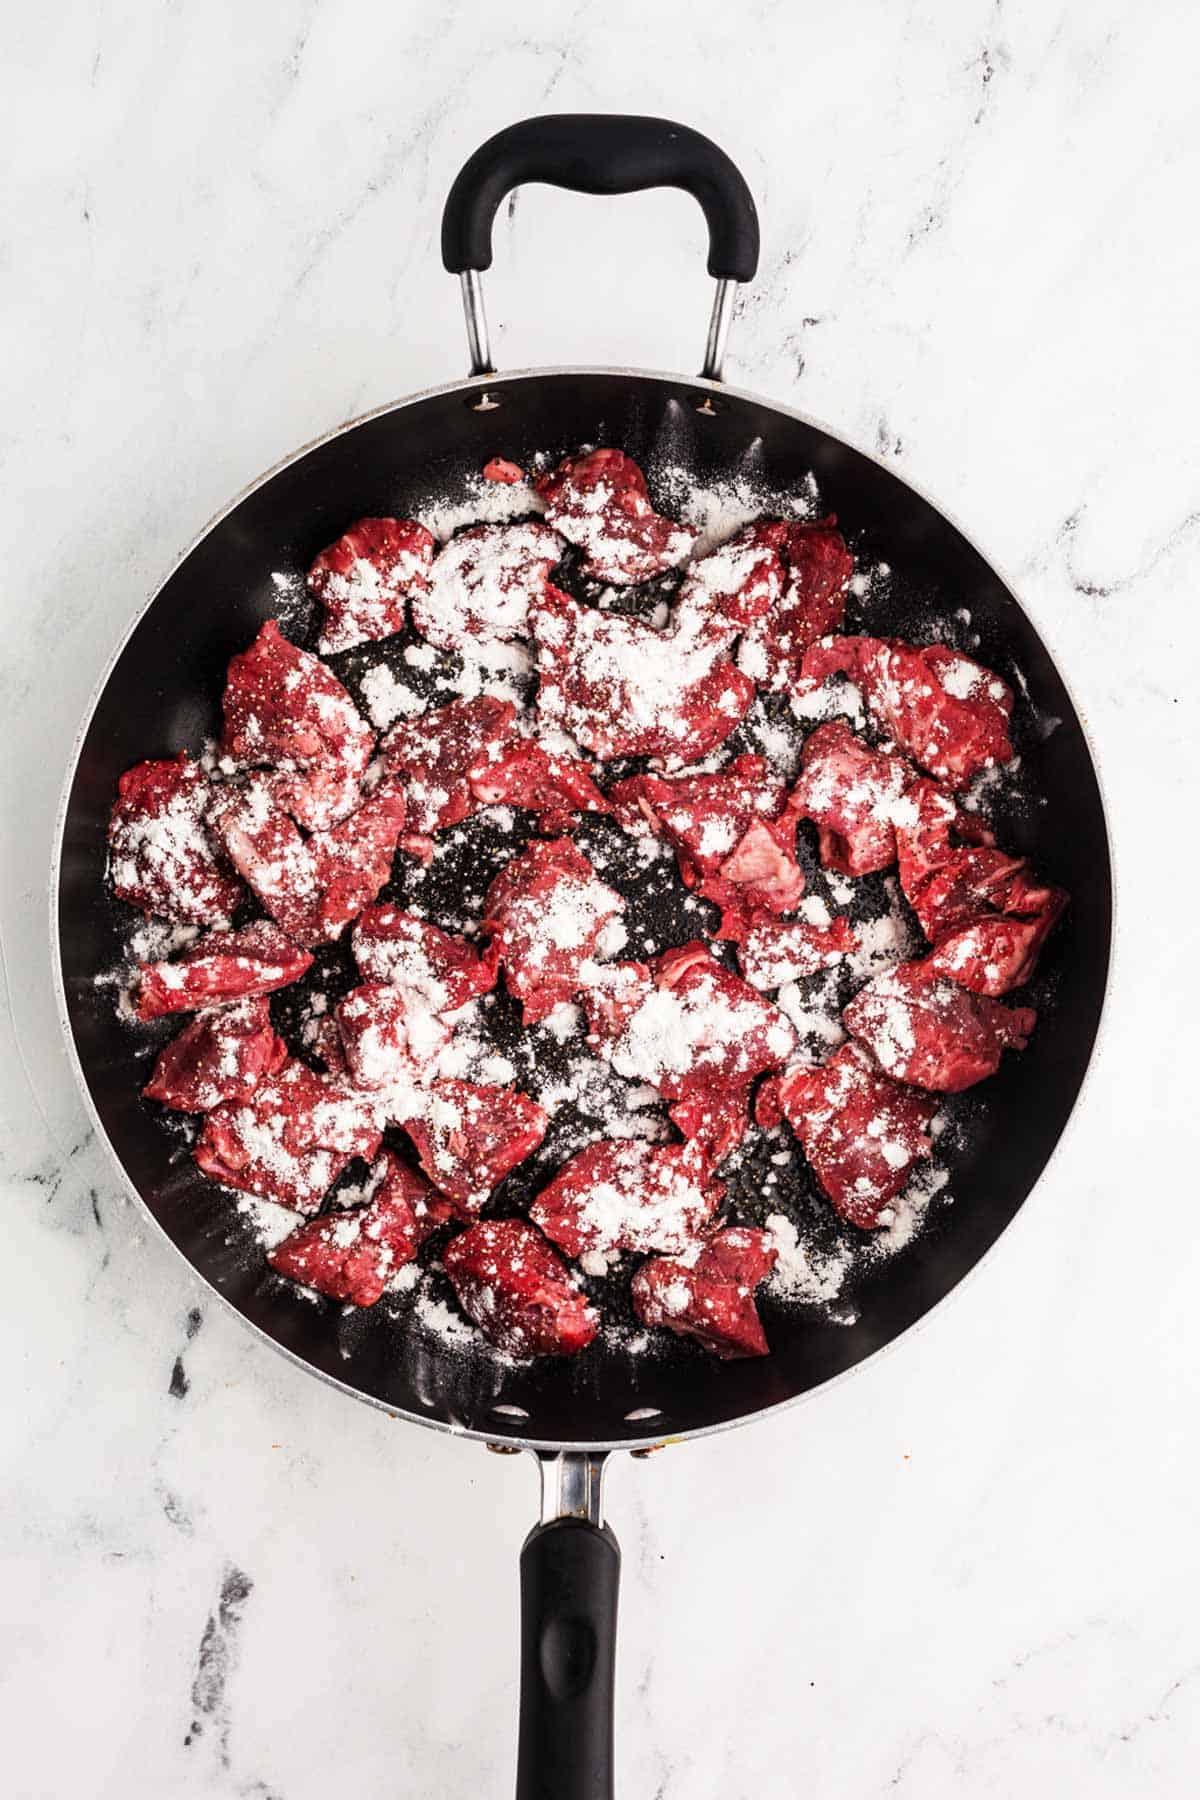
516;1517;620;1800
441;114;759;379
442;113;759;281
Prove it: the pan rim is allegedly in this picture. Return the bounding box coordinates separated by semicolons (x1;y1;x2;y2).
49;362;1116;1453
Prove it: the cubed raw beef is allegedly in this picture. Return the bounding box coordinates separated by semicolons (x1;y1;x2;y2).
790;720;916;876
468;737;609;835
381;695;517;834
800;637;1013;789
737;915;858;990
612;746;807;935
267;1150;454;1305
443;1219;598;1357
308;517;436;655
194;1058;382;1212
309;788;407;937
530;1138;724;1262
207;780;405;946
531;585;754;764
142;997;287;1112
738;519;853;690
483;837;625;1025
220;621;374;829
842;958;1036;1091
534;448;694;583
632;1227;777;1360
333;982;451;1089
401;1079;548;1210
671;525;783;641
411;520;563;654
352;905;496;1010
660;1082;757;1166
759;1041;937;1227
598;942;797;1101
482;457;525;484
136;920;313;1019
206;778;323;942
108;755;242;927
895;780;1067;996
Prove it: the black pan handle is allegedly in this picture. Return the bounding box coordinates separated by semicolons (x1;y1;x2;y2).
517;1519;620;1800
441;114;759;380
442;113;759;281
516;1456;620;1800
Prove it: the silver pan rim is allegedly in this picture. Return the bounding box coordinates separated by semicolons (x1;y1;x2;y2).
49;362;1117;1455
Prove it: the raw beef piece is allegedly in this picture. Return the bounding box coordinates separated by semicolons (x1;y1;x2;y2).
608;754;804;935
737;915;858;990
207;780;405;946
671;525;784;641
738;518;853;690
758;1041;937;1227
333;983;451;1089
790;720;917;876
482;837;625;1025
136;921;313;1019
308;517;436;655
892;778;992;899
381;695;517;834
220;621;375;829
579;958;655;1047
468;738;610;835
895;780;1067;996
482;457;525;484
663;1082;757;1166
590;943;798;1123
800;637;1013;789
309;789;408;938
194;1058;382;1212
531;585;754;764
530;1139;724;1263
699;814;807;941
108;755;242;927
632;1227;777;1360
206;779;323;942
843;958;1036;1092
352;906;495;1011
534;447;694;584
442;1219;598;1357
268;1150;454;1305
411;520;564;654
924;903;1066;998
401;1080;548;1210
142;997;287;1113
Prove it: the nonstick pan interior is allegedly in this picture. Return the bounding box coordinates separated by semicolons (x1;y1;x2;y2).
55;369;1111;1448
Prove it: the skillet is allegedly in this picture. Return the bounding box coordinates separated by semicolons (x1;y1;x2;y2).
54;115;1112;1798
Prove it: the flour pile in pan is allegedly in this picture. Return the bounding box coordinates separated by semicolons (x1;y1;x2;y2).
102;450;1054;1367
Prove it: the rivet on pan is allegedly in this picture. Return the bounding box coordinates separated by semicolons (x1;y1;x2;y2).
630;1444;666;1459
470;391;502;412
486;1441;522;1455
693;394;720;416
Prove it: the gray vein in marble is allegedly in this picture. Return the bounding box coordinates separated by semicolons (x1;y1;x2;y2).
1058;503;1200;600
186;1565;255;1763
169;1305;205;1400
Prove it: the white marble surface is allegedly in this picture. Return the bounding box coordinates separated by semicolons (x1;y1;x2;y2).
3;2;1199;1794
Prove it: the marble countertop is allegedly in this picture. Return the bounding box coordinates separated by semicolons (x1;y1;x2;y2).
4;3;1198;1794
